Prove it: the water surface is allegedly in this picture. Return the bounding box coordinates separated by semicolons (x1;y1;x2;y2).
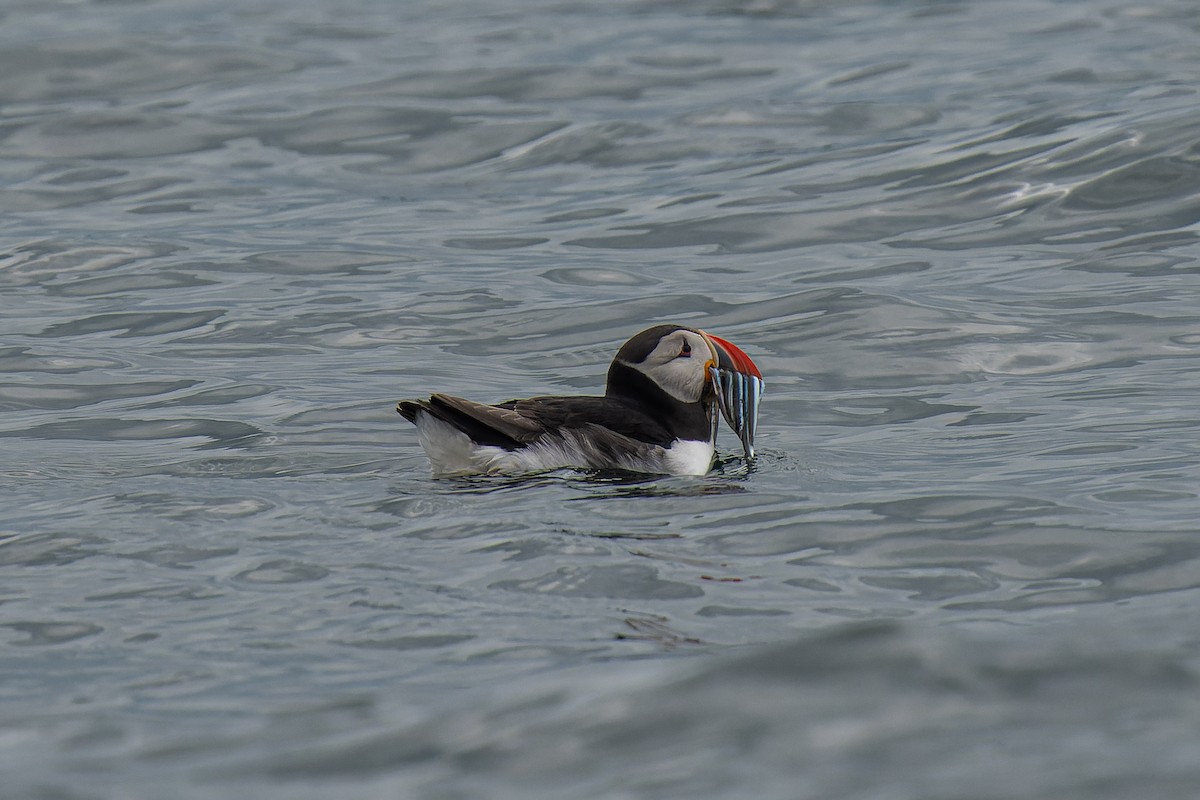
3;0;1200;797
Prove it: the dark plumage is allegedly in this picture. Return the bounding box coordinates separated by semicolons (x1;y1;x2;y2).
397;325;763;476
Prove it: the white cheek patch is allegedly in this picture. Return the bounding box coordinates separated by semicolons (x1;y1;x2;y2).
656;361;706;403
635;335;709;404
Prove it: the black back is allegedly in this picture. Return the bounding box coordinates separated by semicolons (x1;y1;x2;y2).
397;324;714;451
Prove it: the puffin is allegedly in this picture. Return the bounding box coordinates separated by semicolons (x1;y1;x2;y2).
397;324;764;477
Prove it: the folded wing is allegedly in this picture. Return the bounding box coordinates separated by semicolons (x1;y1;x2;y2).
397;393;544;449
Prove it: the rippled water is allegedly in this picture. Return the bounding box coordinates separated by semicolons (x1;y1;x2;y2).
4;0;1200;797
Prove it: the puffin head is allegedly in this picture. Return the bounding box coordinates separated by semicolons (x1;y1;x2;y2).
609;324;764;458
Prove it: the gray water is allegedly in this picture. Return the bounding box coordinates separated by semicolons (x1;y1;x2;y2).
4;0;1200;797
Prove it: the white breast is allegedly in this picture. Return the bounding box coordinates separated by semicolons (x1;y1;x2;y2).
662;439;715;476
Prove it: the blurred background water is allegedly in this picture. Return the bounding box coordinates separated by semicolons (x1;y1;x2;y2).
3;0;1200;797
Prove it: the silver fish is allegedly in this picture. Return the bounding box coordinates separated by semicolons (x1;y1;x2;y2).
709;363;764;460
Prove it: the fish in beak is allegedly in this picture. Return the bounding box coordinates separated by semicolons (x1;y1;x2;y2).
700;331;764;460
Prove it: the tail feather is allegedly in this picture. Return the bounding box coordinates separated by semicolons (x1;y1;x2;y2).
396;399;430;423
396;396;524;450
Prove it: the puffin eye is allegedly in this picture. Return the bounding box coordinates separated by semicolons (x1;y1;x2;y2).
679;341;692;358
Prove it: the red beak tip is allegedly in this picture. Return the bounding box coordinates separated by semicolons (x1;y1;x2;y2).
706;332;762;379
